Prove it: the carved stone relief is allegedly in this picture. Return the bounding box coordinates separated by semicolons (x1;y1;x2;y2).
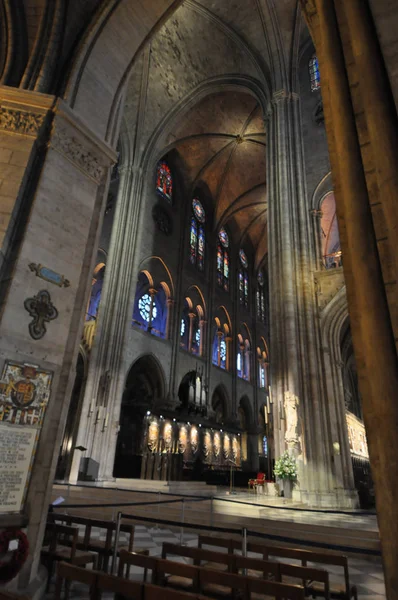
51;126;106;184
0;108;45;136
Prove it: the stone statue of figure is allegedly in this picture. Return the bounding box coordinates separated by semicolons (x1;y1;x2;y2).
284;391;299;444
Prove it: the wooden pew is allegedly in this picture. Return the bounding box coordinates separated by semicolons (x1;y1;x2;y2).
50;513;135;572
198;534;239;553
95;572;143;599
118;549;158;582
154;558;200;591
143;584;208;600
246;543;356;600
41;523;96;597
162;542;233;571
55;561;97;600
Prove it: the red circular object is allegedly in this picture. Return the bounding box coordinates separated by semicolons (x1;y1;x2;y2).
0;530;29;583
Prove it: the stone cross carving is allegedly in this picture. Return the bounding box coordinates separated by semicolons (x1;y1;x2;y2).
24;290;58;340
284;391;299;445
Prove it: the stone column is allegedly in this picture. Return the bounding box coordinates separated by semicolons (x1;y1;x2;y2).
199;319;206;357
188;312;196;353
267;90;357;507
69;162;146;483
310;209;324;270
165;298;174;340
0;86;115;585
147;288;157;333
314;0;398;592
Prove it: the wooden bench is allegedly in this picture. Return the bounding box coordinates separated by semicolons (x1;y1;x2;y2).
162;542;234;571
118;550;158;582
198;534;239;553
154;558;200;591
41;523;97;597
246;542;356;600
50;513;135;572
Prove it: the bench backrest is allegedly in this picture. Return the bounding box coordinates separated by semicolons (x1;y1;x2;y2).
95;572;143;598
154;558;200;588
162;542;233;569
143;583;207;600
232;554;281;580
246;576;305;600
279;563;330;599
118;550;158;581
198;566;249;598
55;562;97;600
198;534;237;553
45;523;78;558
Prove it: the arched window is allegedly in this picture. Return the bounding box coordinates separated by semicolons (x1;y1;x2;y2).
180;300;190;351
216;227;230;291
238;249;249;308
257;338;269;389
309;55;320;92
180;288;205;356
86;264;105;321
212;327;227;370
237;330;251;382
156;160;173;203
256;270;266;322
321;192;342;269
190;198;205;271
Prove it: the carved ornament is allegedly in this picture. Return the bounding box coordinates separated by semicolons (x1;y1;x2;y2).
0;108;44;136
51;126;106;184
24;290;58;340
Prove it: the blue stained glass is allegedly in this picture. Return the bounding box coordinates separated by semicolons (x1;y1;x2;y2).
193;198;206;223
180;319;186;337
244;274;249;306
309;55;321;92
138;294;156;322
198;225;205;270
220;340;226;364
239;249;248;269
258;270;264;287
190;217;197;265
239;270;244;305
217;244;223;272
219;227;229;248
195;328;201;345
223;251;229;291
237;352;242;374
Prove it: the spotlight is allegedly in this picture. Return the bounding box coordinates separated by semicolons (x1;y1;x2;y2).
146;411;151;416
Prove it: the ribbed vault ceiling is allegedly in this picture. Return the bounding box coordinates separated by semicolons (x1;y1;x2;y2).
164;91;267;265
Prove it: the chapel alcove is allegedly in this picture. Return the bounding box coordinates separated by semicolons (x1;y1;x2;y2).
113;355;165;478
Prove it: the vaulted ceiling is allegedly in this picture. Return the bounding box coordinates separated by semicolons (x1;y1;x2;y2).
163;91;267;264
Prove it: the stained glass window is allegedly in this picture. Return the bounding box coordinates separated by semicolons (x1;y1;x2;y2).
220;339;227;368
309;55;320;92
139;294;156;322
219;227;229;248
190;217;197;265
190;199;206;270
237;352;242;375
239;270;244;305
260;364;265;388
239;249;248;269
195;328;201;346
216;229;230;291
217;243;223;287
198;225;205;271
244;273;249;307
193;198;206;223
180;319;186;337
156;161;173;202
257;270;266;322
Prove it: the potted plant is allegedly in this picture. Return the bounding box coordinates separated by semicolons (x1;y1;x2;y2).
274;451;297;499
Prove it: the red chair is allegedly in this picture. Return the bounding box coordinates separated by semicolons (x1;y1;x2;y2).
248;472;265;491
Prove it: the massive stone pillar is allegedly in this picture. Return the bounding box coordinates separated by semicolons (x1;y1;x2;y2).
0;86;115;586
309;0;398;595
69;162;144;483
267;90;357;507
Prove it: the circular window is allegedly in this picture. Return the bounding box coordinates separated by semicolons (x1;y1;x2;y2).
192;198;206;223
138;294;156;322
239;249;248;269
219;227;229;248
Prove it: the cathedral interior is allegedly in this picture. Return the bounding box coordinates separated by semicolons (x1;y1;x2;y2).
0;0;398;597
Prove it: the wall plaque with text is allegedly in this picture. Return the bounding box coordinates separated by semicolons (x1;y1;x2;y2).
0;361;53;514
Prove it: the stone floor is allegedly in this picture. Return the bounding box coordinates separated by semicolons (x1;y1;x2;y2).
45;524;386;599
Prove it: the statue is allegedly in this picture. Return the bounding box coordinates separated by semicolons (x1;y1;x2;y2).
284;391;299;446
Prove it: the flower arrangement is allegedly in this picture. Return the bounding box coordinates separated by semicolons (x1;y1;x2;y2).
274;451;297;481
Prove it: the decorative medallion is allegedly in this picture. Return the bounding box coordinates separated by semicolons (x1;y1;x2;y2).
223;433;231;460
219;227;229;248
152;205;172;236
0;362;52;415
192;198;206;223
213;431;221;457
29;263;70;288
24;290;58;340
190;426;199;454
239;249;248;268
